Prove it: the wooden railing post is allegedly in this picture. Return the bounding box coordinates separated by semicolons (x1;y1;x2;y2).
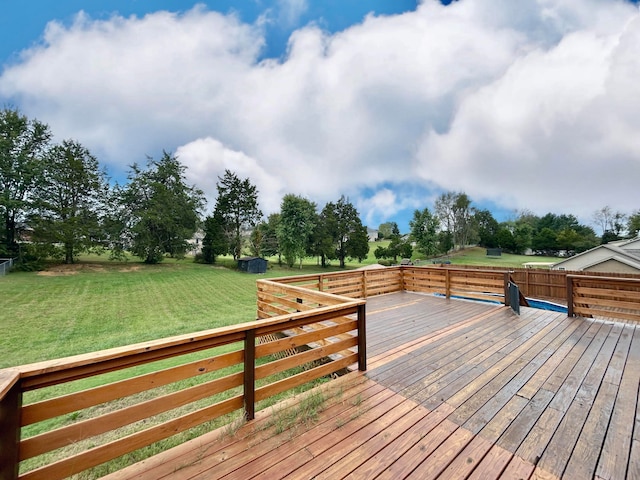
504;272;510;307
445;269;451;299
244;330;256;421
357;304;367;371
362;271;368;298
0;370;21;480
567;275;574;317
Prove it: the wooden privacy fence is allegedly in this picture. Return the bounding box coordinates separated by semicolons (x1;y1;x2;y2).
0;283;365;480
567;275;640;322
447;264;640;302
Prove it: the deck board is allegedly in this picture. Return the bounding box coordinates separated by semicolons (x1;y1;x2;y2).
109;292;638;480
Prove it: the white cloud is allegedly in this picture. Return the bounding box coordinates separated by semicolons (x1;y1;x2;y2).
1;0;639;227
175;137;284;213
277;0;308;28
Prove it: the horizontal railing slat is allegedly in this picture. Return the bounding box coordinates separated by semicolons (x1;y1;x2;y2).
255;336;358;381
20;370;244;461
21;350;243;427
19;396;244;480
254;353;358;403
255;320;357;358
18;330;247;391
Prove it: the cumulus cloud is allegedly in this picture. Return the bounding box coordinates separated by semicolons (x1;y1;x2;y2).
176;137;284;213
1;0;638;227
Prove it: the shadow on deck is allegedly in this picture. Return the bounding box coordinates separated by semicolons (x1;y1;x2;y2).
108;292;639;479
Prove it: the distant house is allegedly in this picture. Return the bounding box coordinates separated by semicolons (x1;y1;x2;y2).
552;237;640;273
237;257;268;274
187;229;205;255
367;228;379;242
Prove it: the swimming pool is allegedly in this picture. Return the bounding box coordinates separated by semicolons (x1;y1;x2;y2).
433;292;568;313
525;298;568;313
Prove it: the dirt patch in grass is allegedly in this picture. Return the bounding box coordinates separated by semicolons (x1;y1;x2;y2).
118;265;141;273
37;263;110;276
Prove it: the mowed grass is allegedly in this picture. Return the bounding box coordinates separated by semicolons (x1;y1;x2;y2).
420;246;560;269
2;260;269;368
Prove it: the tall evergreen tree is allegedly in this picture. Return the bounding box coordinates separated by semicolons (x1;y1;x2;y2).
214;170;262;260
410;207;440;256
201;210;228;264
322;196;369;268
30;140;107;264
123;152;204;264
0;108;51;255
278;194;317;268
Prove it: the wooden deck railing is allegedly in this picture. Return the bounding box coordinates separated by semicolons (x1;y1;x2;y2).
567;275;640;322
270;266;514;305
449;264;640;302
4;265;635;480
0;282;365;480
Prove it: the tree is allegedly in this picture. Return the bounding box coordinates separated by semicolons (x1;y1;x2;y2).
474;209;499;248
201;211;228;264
435;191;474;249
532;227;558;256
0;108;52;256
628;210;640;238
410;208;440;257
278;194;317;268
437;230;454;254
592;206;626;239
495;227;516;252
330;196;369;268
346;223;370;264
29;140;107;263
374;222;412;263
123;152;204;264
310;203;338;268
214;170;262;260
377;222;394;240
555;228;582;254
258;213;282;262
512;221;533;254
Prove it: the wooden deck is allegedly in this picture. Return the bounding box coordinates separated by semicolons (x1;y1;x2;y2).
108;292;640;479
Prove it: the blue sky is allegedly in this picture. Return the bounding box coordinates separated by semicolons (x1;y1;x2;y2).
2;0;639;232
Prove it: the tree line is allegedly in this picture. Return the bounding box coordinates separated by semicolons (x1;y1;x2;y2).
200;170;369;269
375;192;640;263
2;108;638;269
1;108;204;267
0;108;370;269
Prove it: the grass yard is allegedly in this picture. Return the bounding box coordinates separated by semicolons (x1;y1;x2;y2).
424;246;560;268
1;261;256;368
0;257;355;369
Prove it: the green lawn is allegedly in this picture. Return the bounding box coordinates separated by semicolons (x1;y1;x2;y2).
1;257;338;368
421;246;559;268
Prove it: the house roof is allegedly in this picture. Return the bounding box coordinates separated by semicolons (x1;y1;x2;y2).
552;239;640;272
